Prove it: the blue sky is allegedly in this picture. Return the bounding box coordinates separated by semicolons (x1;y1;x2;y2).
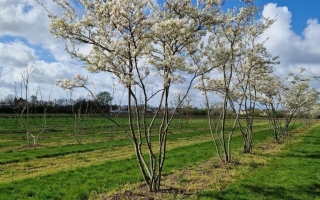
222;0;320;36
0;0;319;105
256;0;320;35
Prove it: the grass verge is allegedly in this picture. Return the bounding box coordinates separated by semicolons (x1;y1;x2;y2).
197;124;320;200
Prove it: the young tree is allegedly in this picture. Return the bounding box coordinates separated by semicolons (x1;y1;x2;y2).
20;64;33;146
171;92;195;126
256;75;284;141
281;68;319;136
19;64;50;146
228;5;278;153
68;92;91;144
257;68;318;141
196;0;277;160
48;0;222;191
307;103;320;124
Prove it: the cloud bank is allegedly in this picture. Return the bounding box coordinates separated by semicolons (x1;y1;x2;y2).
262;3;320;75
0;1;319;105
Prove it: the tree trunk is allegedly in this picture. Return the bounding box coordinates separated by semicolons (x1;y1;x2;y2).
243;137;252;153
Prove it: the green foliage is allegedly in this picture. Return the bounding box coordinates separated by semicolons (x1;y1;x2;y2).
96;91;113;106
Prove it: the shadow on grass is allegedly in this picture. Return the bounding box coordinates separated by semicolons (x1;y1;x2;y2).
198;183;320;200
286;152;320;159
307;183;320;195
241;184;298;200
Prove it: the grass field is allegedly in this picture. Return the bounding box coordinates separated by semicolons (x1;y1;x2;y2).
197;124;320;200
0;115;318;199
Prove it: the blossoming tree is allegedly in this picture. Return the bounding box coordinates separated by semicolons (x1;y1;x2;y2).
196;0;277;161
281;68;319;136
256;74;284;141
257;68;319;141
43;0;222;191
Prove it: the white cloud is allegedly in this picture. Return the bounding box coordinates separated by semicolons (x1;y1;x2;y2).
0;41;37;68
0;0;54;43
32;61;77;83
303;19;320;55
0;41;77;83
0;0;87;101
262;3;320;72
0;40;82;102
1;2;319;105
0;0;75;64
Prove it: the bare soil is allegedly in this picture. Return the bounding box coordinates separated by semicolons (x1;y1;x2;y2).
100;159;239;200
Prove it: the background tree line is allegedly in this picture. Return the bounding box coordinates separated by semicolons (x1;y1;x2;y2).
0;93;111;114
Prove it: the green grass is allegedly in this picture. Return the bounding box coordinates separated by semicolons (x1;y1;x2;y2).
0;119;290;199
198;124;320;200
0;118;271;165
0;142;213;199
0;139;132;164
1;115;314;200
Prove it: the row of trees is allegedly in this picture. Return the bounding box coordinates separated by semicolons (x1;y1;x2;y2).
0;92;113;114
29;0;320;192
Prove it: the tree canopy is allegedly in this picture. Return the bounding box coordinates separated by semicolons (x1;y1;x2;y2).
96;91;112;106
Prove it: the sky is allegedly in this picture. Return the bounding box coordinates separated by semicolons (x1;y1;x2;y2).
0;0;320;107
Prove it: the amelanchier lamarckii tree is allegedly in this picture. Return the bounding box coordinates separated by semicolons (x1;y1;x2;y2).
256;74;284;141
19;63;51;146
196;0;278;162
281;68;319;137
257;68;319;141
230;5;279;153
41;0;222;191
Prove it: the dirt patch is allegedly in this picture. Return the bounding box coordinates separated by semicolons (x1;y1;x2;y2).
100;159;241;200
100;183;194;200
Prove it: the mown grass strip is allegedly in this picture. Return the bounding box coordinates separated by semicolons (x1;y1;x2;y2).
0;120;271;165
0;139;131;165
0;134;214;184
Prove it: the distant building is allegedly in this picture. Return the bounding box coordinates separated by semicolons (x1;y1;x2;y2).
0;103;11;108
260;112;268;117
